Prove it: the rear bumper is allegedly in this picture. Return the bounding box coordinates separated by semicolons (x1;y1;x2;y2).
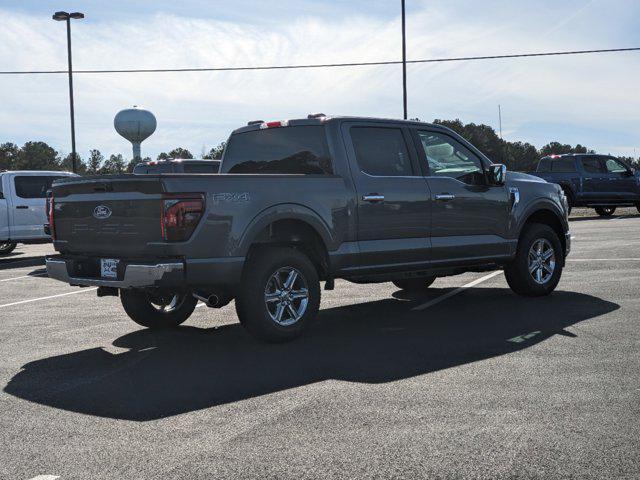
45;255;245;290
46;256;185;288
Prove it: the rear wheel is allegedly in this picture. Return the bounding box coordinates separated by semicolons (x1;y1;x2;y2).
595;206;616;217
120;289;197;329
236;247;320;342
392;277;436;291
0;242;17;255
505;223;563;297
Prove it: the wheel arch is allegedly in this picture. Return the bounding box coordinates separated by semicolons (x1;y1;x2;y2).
238;205;333;279
518;203;567;263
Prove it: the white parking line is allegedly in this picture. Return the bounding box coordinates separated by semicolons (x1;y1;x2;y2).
0;288;97;309
567;258;640;262
0;272;47;282
412;270;503;311
27;475;60;480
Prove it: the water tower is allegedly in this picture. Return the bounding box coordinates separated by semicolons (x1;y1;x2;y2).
114;106;157;159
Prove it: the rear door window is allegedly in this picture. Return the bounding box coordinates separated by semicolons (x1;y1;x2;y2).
552;158;577;173
537;158;551;172
350;127;413;176
222;126;332;174
14;176;64;198
580;157;604;174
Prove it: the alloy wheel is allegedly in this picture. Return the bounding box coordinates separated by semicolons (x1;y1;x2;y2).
264;266;309;326
528;238;556;285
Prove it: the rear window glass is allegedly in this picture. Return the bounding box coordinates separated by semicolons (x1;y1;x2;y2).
351;127;413;176
133;163;174;174
222;126;333;174
183;162;219;174
14;175;64;198
552;158;577;172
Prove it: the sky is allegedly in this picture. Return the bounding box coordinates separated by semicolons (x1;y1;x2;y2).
1;0;639;161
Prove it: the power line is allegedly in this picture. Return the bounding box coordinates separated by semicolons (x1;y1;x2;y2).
1;47;639;75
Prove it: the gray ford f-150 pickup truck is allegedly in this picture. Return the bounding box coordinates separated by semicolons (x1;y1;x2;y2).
46;115;571;342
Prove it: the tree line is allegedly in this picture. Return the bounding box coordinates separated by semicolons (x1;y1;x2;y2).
0;142;226;174
1;120;637;174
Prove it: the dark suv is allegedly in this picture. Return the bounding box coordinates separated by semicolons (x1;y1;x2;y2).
532;154;640;216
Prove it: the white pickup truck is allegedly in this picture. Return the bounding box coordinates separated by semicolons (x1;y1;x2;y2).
0;170;77;255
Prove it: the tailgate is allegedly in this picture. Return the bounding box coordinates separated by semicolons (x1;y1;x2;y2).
52;176;164;256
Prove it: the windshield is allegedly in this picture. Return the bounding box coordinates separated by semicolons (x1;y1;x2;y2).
221;126;333;174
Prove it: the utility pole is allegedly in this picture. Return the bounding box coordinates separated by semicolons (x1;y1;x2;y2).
53;11;84;173
498;104;503;139
401;0;408;120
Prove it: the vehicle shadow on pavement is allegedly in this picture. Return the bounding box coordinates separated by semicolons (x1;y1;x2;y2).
4;288;618;421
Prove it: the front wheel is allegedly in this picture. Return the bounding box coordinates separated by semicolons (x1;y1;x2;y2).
392;277;436;291
0;242;17;255
595;206;616;217
505;223;563;297
236;247;320;342
120;289;197;329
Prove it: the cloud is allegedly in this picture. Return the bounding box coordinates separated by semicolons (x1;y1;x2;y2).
0;1;639;160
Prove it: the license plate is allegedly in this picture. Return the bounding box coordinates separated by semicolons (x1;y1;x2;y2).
100;259;119;279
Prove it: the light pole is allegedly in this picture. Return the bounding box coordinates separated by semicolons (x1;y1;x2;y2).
52;11;84;173
401;0;408;120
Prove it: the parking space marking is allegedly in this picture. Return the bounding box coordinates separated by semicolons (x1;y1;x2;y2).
0;272;47;282
0;288;97;309
412;270;503;311
567;258;640;262
27;476;60;480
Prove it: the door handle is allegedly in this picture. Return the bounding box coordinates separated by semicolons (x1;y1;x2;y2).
434;193;455;201
362;194;385;203
16;205;29;209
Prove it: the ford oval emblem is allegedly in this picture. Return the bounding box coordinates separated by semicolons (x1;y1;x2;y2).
93;205;112;220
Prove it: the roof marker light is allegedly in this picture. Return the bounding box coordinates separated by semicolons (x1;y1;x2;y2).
261;120;289;129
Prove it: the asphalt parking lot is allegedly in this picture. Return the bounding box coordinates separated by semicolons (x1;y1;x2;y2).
1;211;639;479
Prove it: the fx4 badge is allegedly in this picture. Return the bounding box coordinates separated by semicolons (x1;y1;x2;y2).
93;205;112;220
212;192;250;203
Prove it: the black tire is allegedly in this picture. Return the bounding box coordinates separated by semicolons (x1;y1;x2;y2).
392;277;436;291
505;223;563;297
0;242;17;255
120;289;197;329
595;206;616;217
236;247;320;342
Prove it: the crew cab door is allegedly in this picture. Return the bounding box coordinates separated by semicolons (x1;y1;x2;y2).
412;128;510;263
342;123;431;269
9;174;64;240
579;156;610;201
602;157;638;201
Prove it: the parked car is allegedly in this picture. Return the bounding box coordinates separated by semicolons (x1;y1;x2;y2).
0;170;77;255
132;158;220;174
45;116;570;342
531;154;640;216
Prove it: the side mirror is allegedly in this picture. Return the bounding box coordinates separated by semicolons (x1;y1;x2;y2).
487;164;507;186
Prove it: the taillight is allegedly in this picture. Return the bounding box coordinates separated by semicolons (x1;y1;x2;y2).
48;194;55;240
161;194;205;242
